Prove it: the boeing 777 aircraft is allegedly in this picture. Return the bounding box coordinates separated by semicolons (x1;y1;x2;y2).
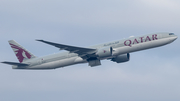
1;32;178;70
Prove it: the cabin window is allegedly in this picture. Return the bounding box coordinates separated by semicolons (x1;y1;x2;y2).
169;33;174;35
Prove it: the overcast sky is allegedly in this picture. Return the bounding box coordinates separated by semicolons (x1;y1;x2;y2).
0;0;180;101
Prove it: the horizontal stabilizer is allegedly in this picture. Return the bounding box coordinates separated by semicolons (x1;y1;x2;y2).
1;61;29;66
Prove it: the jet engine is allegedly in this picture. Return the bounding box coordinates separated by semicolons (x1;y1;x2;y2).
111;53;130;63
96;47;112;58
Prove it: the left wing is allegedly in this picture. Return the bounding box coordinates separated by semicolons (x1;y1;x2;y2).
36;40;97;57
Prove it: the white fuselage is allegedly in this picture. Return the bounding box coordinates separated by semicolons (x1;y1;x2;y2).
13;33;177;69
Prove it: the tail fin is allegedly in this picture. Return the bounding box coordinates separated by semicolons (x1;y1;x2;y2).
8;40;36;63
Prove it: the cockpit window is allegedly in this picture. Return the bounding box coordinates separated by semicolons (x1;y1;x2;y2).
169;33;174;35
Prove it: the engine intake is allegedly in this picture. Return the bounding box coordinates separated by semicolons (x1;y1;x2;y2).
112;53;130;63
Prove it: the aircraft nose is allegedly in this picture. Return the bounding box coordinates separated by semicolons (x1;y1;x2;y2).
172;35;178;41
174;35;178;40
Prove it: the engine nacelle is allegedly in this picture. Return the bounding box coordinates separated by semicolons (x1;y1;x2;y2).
96;47;112;58
112;53;130;63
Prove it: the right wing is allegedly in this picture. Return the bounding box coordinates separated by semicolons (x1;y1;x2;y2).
1;61;29;66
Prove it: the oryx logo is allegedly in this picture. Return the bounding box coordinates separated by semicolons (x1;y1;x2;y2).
10;43;32;63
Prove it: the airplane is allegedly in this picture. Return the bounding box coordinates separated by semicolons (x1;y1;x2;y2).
1;32;178;70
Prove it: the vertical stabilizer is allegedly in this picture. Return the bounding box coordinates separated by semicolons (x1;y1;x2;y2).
8;40;36;63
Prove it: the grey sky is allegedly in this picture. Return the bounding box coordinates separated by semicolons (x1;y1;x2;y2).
0;0;180;101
